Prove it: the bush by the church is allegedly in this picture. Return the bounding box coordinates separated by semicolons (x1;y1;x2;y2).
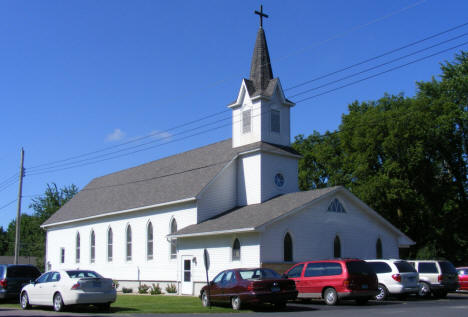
165;283;177;293
122;287;133;293
150;283;162;295
138;284;150;294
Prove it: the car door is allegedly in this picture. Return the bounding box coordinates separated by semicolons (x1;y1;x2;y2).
43;271;61;305
418;262;439;285
285;264;305;294
28;272;50;305
209;272;225;303
222;270;239;300
302;262;324;297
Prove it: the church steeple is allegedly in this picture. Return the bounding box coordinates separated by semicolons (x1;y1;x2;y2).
229;5;295;149
249;27;273;93
250;5;273;94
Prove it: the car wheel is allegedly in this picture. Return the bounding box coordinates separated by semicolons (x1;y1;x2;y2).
375;284;388;301
201;291;210;307
323;288;338;306
20;292;30;310
231;296;242;310
418;282;431;298
53;293;65;312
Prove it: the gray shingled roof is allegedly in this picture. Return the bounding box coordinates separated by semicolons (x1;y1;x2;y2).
173;187;340;237
250;27;273;93
42;139;300;227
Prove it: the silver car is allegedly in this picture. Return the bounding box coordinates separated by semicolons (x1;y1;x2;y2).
366;259;419;301
407;260;459;298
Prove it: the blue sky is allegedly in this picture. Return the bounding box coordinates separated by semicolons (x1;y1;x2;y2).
0;0;467;231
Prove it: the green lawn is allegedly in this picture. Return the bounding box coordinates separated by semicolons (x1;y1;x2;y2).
1;294;244;314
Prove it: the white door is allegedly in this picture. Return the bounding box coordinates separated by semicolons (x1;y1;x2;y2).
181;256;193;295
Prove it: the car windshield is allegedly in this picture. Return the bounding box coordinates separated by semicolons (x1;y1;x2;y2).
439;261;457;274
66;270;102;278
395;261;417;273
238;268;280;280
346;261;374;275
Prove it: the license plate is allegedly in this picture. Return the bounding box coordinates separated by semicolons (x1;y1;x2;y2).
93;281;101;287
271;287;280;292
361;284;368;289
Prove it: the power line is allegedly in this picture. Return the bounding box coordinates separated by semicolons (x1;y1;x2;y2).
295;41;468;103
290;33;468;98
22;0;430;173
285;21;468;92
25;42;468;176
0;199;17;212
0;173;19;187
0;179;18;194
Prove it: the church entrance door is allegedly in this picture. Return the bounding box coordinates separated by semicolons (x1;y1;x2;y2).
181;255;193;294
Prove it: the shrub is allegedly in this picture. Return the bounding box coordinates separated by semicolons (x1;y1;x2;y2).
122;287;133;293
165;283;177;293
150;283;162;295
138;284;150;294
113;280;120;290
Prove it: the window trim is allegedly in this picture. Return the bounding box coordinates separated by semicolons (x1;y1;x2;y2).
283;232;293;262
107;227;113;262
147;221;154;261
90;229;95;264
126;224;132;262
242;109;252;134
232;238;241;261
333;235;341;258
169;218;177;260
75;232;80;264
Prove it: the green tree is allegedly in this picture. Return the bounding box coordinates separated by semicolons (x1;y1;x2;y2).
293;51;468;264
4;183;78;268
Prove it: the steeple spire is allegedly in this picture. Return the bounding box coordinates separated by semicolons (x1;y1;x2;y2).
250;6;273;93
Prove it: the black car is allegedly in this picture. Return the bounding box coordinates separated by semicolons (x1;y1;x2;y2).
0;264;41;300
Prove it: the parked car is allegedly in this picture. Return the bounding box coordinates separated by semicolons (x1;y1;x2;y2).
366;259;419;300
407;260;459;298
20;269;116;312
283;259;378;305
456;267;468;291
0;264;41;300
199;268;297;310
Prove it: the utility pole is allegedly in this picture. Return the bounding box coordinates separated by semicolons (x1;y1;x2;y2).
14;148;24;265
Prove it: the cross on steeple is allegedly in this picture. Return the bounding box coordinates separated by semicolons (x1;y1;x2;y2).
254;5;268;28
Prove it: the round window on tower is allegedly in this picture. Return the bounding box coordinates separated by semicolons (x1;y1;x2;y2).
274;173;285;188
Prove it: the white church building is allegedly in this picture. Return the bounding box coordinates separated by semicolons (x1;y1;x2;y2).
42;18;414;296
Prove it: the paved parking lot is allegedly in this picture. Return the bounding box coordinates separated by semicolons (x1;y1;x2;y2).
0;293;467;316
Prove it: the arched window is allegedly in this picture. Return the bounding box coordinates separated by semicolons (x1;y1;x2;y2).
147;221;154;260
107;227;113;262
284;233;293;262
232;238;241;261
376;238;383;259
75;232;80;263
170;218;177;259
334;235;341;258
90;230;95;263
126;225;132;261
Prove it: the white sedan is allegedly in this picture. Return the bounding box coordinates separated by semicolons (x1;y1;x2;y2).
20;269;116;312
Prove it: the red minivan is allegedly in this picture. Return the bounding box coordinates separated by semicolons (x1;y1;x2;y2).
283;259;378;305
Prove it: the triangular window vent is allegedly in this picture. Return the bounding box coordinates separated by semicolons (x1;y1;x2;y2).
327;198;346;213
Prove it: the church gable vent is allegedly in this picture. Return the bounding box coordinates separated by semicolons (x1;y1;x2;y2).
327;198;346;213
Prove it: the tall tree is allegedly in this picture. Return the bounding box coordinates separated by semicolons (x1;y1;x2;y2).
3;183;78;268
293;51;468;263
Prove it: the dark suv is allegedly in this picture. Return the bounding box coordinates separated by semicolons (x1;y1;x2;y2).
0;264;41;300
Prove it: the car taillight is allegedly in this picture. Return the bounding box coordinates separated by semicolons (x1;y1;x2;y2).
392;274;402;282
0;279;6;288
247;282;254;291
438;275;443;282
343;279;350;288
71;282;81;290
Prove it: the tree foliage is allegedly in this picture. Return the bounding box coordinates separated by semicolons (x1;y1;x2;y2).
0;183;78;268
293;51;468;264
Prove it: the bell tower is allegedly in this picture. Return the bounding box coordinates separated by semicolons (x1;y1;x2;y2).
229;6;295;148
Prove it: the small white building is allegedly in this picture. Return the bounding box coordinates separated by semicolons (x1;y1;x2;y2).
41;22;414;296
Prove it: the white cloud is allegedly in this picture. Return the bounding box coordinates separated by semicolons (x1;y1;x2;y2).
106;128;126;142
150;130;173;141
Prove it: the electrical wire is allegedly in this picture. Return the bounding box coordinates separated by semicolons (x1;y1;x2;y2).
0;199;17;212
